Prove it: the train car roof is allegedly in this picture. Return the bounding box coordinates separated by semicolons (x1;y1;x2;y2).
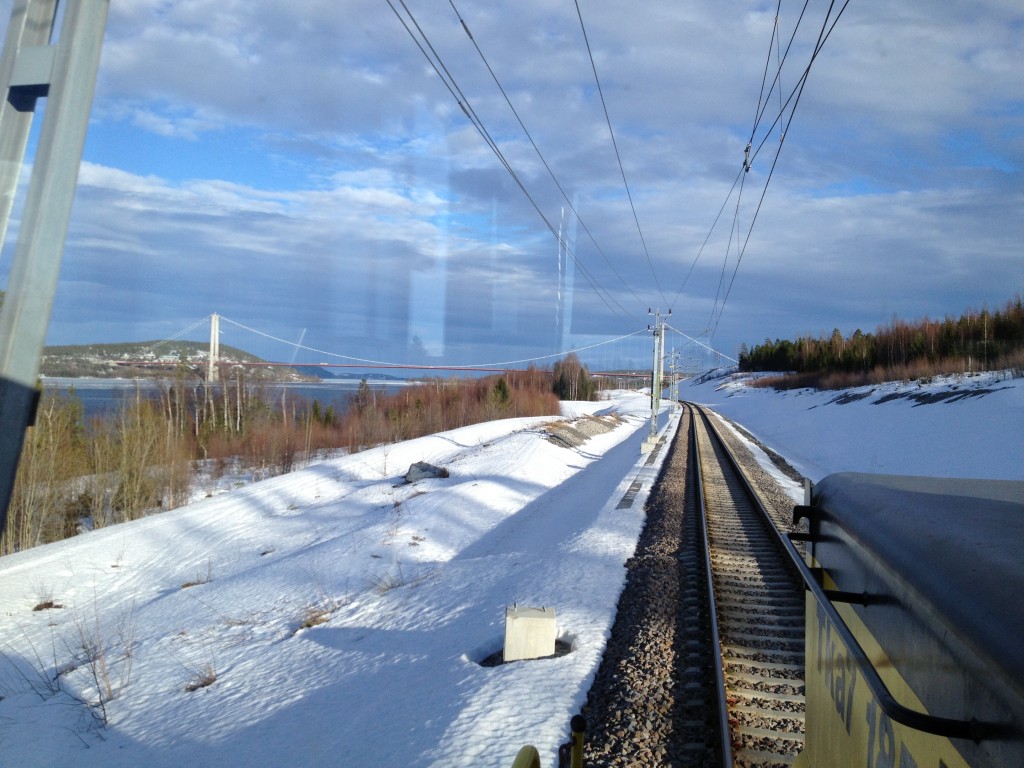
812;472;1024;691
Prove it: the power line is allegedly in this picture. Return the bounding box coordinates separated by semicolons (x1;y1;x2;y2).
668;167;744;312
712;0;852;336
384;0;632;320
573;0;667;309
447;0;647;311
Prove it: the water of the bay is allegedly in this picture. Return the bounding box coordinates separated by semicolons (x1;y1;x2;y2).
41;377;409;420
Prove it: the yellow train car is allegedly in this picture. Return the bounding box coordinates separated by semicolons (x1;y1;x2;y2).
793;473;1023;768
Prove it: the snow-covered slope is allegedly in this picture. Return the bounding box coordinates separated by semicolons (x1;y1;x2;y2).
0;392;674;768
1;373;1021;768
681;369;1023;482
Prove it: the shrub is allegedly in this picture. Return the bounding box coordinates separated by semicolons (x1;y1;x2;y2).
184;663;217;692
3;367;564;554
2;393;87;554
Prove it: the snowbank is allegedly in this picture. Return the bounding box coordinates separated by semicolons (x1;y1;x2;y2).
2;371;1019;768
0;391;675;768
683;369;1023;482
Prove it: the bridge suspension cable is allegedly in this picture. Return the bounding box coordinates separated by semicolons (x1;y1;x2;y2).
139;315;212;355
457;329;648;370
218;315;648;372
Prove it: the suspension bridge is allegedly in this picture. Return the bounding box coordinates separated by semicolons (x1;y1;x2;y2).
115;314;737;383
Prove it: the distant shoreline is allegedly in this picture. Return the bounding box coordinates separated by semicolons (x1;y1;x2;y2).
39;375;418;387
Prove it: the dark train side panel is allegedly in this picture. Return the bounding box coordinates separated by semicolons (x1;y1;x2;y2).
799;472;1024;768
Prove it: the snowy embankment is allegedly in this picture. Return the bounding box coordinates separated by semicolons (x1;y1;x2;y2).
0;391;675;768
2;372;1020;768
681;369;1024;482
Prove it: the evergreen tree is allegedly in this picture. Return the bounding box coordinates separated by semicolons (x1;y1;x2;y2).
491;377;511;408
354;379;373;412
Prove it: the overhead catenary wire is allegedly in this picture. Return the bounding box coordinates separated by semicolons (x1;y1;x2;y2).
668;167;745;312
717;0;801;331
664;322;739;364
573;0;668;309
749;0;811;150
384;0;632;321
710;0;852;336
774;5;786;143
388;0;850;351
447;0;648;312
672;1;806;318
747;0;850;172
707;170;750;332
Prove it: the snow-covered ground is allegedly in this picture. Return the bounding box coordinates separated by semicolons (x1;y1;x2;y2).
1;374;1021;767
683;368;1023;482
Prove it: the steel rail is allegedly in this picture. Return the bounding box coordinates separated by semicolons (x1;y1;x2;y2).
688;403;735;768
693;403;994;742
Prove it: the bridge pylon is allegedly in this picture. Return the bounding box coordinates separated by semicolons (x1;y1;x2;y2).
208;313;220;382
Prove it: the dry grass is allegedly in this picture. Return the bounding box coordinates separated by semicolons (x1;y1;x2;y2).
180;559;214;589
369;561;435;595
751;354;1024;391
184;663;217;692
298;605;332;629
70;599;136;725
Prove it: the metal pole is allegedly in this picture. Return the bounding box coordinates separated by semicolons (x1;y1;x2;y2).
648;310;660;443
643;309;668;453
657;317;665;404
0;0;110;529
569;714;586;768
0;0;59;247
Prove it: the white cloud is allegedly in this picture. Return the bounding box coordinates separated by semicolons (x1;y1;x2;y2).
1;0;1020;362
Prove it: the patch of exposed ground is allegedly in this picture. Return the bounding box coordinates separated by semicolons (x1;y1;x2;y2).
544;415;625;449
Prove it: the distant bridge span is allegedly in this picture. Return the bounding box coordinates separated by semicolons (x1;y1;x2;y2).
113;360;652;378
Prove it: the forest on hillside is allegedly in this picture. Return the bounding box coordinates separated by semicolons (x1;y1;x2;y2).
3;355;604;555
739;295;1024;388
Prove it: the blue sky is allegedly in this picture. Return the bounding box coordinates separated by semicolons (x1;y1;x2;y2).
1;0;1021;370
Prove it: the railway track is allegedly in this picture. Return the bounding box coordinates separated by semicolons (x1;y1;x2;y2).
582;404;806;767
693;405;806;766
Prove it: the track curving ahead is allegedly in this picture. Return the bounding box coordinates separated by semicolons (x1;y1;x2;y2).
581;404;806;768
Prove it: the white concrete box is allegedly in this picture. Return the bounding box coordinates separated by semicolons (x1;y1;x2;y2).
503;605;556;662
